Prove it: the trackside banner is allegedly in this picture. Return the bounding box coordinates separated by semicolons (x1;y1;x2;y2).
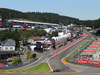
92;42;100;44
83;49;95;53
81;34;91;36
76;59;100;65
89;45;98;47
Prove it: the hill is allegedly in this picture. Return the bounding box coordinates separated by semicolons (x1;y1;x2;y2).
0;8;100;28
0;8;79;25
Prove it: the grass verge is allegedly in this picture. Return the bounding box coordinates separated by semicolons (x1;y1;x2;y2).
0;63;51;72
19;63;50;72
94;36;100;38
71;40;90;55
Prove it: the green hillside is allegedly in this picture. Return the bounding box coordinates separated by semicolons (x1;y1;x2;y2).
0;8;100;28
0;8;79;24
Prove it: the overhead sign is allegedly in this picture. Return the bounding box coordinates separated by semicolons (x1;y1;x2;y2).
76;59;100;65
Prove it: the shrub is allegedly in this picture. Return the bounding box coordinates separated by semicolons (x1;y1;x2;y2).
32;53;36;58
12;57;22;65
27;50;30;59
29;54;33;59
12;59;18;66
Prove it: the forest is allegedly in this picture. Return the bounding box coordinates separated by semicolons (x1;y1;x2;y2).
0;8;99;29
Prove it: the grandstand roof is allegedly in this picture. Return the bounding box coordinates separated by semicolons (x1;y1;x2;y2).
8;20;59;26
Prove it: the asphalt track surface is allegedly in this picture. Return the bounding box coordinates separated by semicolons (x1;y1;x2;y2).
48;36;88;72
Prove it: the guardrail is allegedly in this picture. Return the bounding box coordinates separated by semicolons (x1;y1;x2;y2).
67;39;94;63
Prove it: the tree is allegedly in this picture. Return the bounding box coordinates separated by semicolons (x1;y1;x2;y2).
48;31;58;37
9;26;11;32
12;58;22;66
32;53;36;58
29;54;33;59
12;57;22;66
27;50;30;59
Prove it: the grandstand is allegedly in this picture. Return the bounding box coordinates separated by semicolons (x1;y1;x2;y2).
7;20;60;29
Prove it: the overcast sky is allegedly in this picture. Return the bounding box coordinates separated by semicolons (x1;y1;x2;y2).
0;0;100;20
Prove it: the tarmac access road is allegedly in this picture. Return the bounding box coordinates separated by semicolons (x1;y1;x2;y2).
9;52;50;70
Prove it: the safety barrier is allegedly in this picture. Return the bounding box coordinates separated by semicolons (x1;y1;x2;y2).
67;39;94;63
